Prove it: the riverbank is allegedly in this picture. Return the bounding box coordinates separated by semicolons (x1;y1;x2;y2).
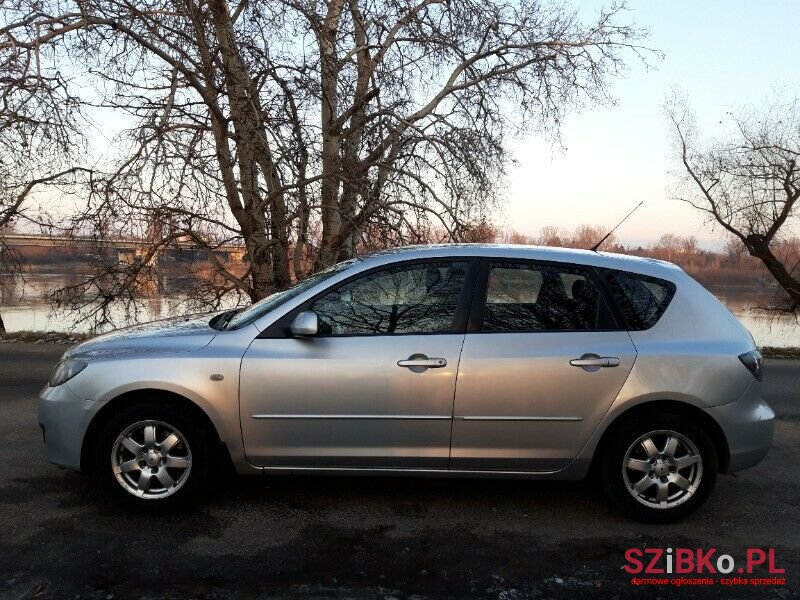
0;330;91;345
760;346;800;359
1;330;798;359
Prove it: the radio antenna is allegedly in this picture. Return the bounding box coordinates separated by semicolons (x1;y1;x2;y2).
589;200;644;252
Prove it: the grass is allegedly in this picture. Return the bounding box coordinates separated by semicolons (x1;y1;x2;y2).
0;330;92;345
760;346;800;359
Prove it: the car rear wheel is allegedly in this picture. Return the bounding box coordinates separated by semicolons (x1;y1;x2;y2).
601;414;718;523
96;402;210;508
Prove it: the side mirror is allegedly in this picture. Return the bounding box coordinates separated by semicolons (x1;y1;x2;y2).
290;311;319;337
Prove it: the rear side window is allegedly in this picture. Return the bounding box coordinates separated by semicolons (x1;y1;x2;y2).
482;262;612;332
599;269;676;330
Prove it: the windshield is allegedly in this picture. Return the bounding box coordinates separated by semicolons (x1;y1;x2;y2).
226;259;360;329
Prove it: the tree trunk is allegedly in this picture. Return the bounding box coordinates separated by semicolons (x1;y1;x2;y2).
745;235;800;311
207;0;291;297
316;0;345;269
0;311;5;334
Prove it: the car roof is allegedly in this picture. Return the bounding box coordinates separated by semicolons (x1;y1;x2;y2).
358;244;683;280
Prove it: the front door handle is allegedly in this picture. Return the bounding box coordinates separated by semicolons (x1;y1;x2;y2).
397;354;447;373
570;354;620;369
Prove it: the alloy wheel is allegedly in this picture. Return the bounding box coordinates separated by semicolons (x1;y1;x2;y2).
111;420;192;499
622;429;703;510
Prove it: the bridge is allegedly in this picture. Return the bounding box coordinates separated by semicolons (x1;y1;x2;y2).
0;233;247;265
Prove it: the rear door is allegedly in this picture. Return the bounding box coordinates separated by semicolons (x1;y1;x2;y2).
450;260;637;472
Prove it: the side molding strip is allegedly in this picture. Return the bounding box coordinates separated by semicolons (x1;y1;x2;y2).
251;414;452;420
251;414;582;421
456;416;583;422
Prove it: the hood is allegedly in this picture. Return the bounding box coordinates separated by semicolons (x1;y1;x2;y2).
65;312;223;360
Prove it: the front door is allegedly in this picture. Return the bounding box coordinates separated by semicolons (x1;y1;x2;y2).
451;260;637;472
240;260;474;469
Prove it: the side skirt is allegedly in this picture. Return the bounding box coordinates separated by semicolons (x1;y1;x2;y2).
237;461;593;481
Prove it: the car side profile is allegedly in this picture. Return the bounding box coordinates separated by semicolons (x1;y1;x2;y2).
39;244;774;521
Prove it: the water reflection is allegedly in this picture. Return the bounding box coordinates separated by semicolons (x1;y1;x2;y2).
1;271;798;347
713;290;800;348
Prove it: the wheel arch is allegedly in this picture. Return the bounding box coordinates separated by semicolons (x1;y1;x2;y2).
80;388;231;473
589;399;731;476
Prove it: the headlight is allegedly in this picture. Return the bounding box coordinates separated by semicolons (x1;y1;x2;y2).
48;359;88;387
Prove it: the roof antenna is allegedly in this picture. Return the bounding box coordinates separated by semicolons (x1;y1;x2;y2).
589;200;644;252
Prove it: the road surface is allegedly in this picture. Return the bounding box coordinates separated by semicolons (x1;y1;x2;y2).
0;343;797;599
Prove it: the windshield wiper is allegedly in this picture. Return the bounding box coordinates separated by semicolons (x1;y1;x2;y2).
213;308;240;331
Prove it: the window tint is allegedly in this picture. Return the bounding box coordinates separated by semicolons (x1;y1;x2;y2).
312;262;468;336
228;258;359;329
599;269;676;330
482;262;606;332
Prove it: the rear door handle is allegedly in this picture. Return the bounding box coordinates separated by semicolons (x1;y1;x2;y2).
397;354;447;372
397;358;447;368
570;356;620;368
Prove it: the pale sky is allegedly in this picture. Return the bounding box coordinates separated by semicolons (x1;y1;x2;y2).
502;0;800;249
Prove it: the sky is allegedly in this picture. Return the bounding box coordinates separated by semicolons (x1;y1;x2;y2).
502;0;800;249
29;1;799;251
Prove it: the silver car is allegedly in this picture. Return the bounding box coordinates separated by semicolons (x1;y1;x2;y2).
39;245;774;521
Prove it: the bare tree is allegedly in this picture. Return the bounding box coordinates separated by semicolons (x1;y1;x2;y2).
1;0;651;328
498;224;619;249
500;228;531;245
652;233;681;262
0;16;93;331
568;223;616;250
668;96;800;313
723;234;746;259
535;225;564;246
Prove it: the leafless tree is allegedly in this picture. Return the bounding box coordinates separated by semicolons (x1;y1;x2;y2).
568;223;615;250
500;228;531;245
723;234;746;259
0;14;94;331
668;96;800;314
534;225;564;247
1;0;651;328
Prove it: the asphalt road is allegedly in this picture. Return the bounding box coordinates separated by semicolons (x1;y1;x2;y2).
1;343;798;599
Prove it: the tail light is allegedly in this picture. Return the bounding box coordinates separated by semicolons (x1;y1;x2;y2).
738;350;763;381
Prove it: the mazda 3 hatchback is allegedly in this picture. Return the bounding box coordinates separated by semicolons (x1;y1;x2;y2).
39;245;774;521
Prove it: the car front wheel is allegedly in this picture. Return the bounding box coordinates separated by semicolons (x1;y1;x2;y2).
96;402;210;508
601;414;718;523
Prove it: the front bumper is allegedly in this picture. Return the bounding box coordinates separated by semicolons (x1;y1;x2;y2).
706;383;775;473
38;383;96;471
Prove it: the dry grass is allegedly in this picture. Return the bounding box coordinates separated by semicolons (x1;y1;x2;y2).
0;331;91;345
760;346;800;360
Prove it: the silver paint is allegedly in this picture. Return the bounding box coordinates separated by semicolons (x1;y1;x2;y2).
38;244;774;488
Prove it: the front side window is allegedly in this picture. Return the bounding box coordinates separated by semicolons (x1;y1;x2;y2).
482;262;607;332
311;262;469;336
599;269;675;330
227;258;360;329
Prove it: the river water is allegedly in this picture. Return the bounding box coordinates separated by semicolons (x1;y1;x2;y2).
1;272;798;348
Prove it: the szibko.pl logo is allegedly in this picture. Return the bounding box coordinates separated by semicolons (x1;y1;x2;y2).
624;548;786;587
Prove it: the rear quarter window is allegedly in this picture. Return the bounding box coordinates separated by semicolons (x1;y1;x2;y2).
599;269;676;330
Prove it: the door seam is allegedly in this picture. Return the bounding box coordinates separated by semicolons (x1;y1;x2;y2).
447;332;468;469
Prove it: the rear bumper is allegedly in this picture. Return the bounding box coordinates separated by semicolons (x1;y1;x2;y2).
706;383;775;472
38;383;95;471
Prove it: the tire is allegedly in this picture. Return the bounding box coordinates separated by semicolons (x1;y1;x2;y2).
95;400;211;509
601;413;718;523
